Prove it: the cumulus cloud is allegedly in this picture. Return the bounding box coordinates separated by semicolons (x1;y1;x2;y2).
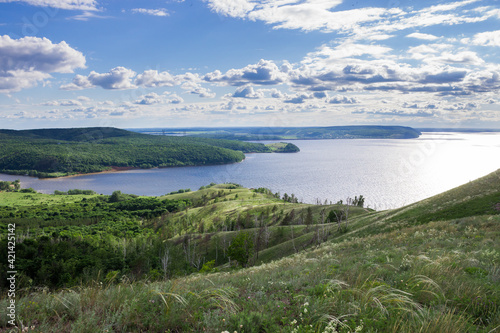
0;0;99;10
468;30;500;46
231;85;264;99
60;66;137;90
303;43;392;63
0;35;85;93
284;93;312;104
132;8;169;17
328;95;359;104
134;92;164;105
180;80;216;98
135;70;175;87
204;59;287;86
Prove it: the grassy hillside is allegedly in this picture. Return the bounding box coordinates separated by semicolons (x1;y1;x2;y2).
0;127;299;178
0;171;499;332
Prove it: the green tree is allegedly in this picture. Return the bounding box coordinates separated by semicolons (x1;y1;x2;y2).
227;232;254;267
305;207;314;229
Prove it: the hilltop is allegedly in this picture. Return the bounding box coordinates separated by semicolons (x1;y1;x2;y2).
0;170;499;332
0;127;299;178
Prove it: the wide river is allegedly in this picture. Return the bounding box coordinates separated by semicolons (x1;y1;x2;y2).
1;132;499;209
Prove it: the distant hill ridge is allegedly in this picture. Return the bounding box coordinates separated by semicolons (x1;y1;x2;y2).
132;125;422;140
0;127;137;142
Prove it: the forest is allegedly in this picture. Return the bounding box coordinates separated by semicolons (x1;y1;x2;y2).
0;183;365;289
0;127;299;178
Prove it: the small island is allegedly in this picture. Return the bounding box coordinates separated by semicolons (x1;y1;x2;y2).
265;142;301;153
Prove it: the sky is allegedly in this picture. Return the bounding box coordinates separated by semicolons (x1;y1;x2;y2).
0;0;499;130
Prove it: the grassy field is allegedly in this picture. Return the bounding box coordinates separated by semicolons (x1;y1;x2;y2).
0;191;97;207
0;171;499;332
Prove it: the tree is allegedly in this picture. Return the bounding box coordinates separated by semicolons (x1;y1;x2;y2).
332;197;352;232
160;246;170;279
109;190;126;203
353;195;365;207
227;232;254;267
305;207;314;230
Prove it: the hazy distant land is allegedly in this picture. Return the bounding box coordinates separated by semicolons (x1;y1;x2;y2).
132;125;422;140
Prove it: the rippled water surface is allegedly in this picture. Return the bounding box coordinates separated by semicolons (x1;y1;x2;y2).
1;132;499;209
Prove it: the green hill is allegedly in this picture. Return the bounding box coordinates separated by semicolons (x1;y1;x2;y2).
0;170;499;332
0;127;299;178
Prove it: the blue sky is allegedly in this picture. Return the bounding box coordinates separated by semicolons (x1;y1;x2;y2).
0;0;499;129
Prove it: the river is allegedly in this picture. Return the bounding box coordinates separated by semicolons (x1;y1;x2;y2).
1;132;499;209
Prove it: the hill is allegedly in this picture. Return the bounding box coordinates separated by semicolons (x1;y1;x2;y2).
0;170;499;332
134;125;422;140
0;127;299;178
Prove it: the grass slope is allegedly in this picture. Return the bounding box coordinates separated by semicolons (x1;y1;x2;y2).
0;171;499;332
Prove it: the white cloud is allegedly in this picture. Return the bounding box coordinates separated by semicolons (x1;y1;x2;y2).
284;92;312;104
206;0;256;18
303;43;392;64
135;70;176;87
406;32;440;40
231;85;264;99
42;99;82;106
469;30;500;47
182;82;216;98
205;0;491;39
0;35;85;93
132;8;169;17
204;59;287;86
67;11;109;21
328;95;359;104
77;96;91;102
133;92;185;105
164;93;184;104
134;92;163;105
0;0;99;10
407;43;452;60
60;66;137;90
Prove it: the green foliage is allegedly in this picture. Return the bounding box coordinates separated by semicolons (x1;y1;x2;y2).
0;179;20;192
19;188;37;193
227;232;254;267
199;260;216;273
265;142;301;153
168;188;191;195
54;189;96;195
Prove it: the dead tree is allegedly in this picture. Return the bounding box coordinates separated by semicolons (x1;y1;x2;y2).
160;246;170;279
